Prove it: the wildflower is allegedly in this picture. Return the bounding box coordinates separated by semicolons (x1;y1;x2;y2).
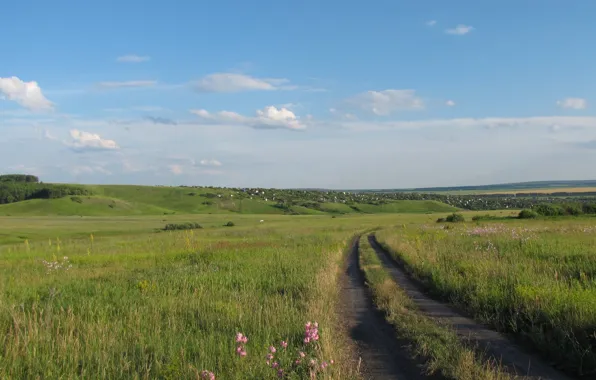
304;321;319;343
280;340;288;349
235;332;248;344
236;346;247;357
200;370;215;380
266;353;274;360
330;359;334;364
299;351;306;358
295;359;301;365
269;345;277;353
320;361;328;370
309;359;317;367
272;361;279;368
277;369;284;378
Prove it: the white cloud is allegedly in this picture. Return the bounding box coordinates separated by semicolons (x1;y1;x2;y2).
426;20;437;26
191;105;307;130
67;129;119;151
344;89;424;115
446;100;456;107
98;80;157;89
116;55;150;63
0;76;54;111
193;73;292;93
557;97;587;110
169;165;183;175
445;24;474;35
200;159;222;167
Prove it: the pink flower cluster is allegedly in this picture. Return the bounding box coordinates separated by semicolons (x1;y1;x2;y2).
303;321;319;344
200;370;215;380
235;332;248;357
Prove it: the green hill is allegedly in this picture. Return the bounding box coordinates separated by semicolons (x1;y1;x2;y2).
0;184;459;216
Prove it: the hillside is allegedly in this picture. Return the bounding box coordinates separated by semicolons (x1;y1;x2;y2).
0;185;458;216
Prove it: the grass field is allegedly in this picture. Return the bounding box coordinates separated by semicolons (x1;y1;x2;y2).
376;219;596;377
0;213;437;379
1;194;593;379
0;185;459;216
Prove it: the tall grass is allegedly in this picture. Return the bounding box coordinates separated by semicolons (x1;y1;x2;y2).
376;219;596;377
0;222;362;379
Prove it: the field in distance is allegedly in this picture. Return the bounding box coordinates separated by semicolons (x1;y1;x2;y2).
0;184;458;217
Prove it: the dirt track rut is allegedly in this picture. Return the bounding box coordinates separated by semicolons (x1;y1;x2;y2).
340;236;444;380
367;234;574;380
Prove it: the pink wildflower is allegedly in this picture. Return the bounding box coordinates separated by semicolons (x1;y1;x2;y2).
304;321;320;344
309;359;316;367
277;369;284;378
272;361;279;368
299;351;306;358
269;345;277;353
280;340;288;349
295;359;301;365
235;332;248;344
330;359;334;364
266;353;274;360
320;361;328;370
200;370;215;380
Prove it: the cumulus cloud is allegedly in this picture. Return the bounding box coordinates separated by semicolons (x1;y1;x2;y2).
98;80;157;88
446;100;456;106
557;97;587;110
67;129;119;151
193;73;292;93
191;106;307;130
445;24;474;35
0;76;54;111
116;55;150;63
199;159;222;167
426;20;437;26
344;89;424;115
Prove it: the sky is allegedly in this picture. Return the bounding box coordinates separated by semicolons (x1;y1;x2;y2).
1;0;596;189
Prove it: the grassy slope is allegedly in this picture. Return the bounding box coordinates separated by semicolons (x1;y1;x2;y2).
0;184;459;216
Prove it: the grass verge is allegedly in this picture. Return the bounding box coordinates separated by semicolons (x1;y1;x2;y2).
358;236;515;380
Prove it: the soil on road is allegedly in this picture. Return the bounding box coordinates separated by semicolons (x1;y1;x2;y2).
367;234;574;380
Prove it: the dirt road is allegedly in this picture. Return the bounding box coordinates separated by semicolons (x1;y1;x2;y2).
367;234;574;380
339;236;445;380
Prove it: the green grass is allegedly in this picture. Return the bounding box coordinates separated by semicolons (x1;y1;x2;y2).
376;219;596;377
358;236;513;380
0;184;458;217
0;213;439;379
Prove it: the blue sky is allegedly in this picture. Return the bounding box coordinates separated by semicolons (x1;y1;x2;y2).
1;0;595;189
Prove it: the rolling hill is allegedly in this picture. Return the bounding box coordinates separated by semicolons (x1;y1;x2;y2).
0;184;459;216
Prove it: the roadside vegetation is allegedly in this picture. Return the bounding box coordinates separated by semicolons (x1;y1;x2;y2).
376;219;596;377
358;236;514;380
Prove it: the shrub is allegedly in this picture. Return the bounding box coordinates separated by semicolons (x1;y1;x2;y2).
70;196;83;203
436;217;446;223
224;221;235;227
532;204;564;217
518;209;538;219
582;203;596;214
164;222;202;231
445;213;465;223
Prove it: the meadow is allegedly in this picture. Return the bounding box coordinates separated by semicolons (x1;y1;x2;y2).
376;218;596;377
0;213;428;379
